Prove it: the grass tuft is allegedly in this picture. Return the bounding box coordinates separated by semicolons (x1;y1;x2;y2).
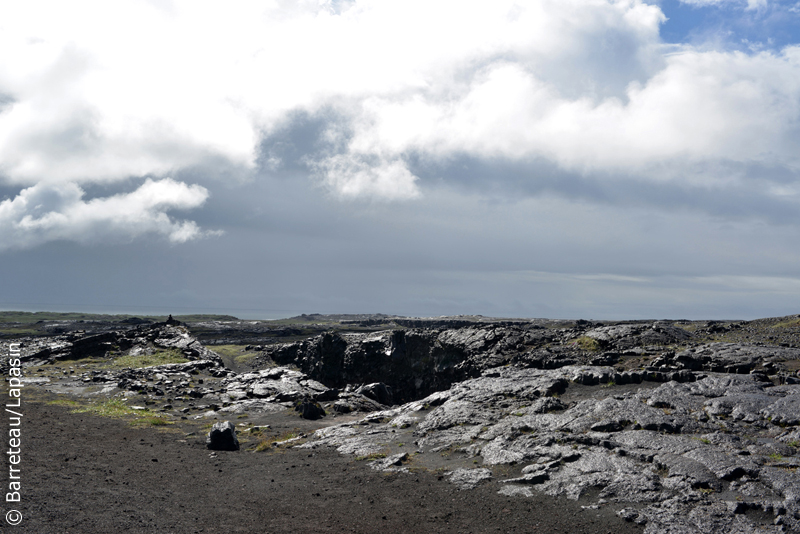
105;349;189;369
571;336;601;352
252;432;300;452
51;398;171;427
772;318;800;329
131;417;172;427
355;452;387;461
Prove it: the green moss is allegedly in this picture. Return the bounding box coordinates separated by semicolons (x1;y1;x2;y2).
131;417;172;427
252;431;300;452
208;345;244;358
235;353;258;365
0;327;41;336
73;398;140;418
772;318;800;329
571;336;601;352
52;398;171;427
355;452;387;461
105;349;189;369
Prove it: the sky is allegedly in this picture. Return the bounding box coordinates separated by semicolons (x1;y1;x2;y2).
1;0;800;320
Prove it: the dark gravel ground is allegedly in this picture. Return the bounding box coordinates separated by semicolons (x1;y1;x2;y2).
4;390;645;534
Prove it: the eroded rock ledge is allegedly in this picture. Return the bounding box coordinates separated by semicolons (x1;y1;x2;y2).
6;315;800;533
300;366;800;533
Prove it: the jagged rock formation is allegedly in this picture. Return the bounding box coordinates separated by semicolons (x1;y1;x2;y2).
16;322;223;367
8;314;800;533
583;321;694;350
300;366;800;534
263;326;582;402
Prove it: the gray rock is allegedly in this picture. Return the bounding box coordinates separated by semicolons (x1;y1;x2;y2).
300;363;800;533
585;322;692;350
206;421;240;451
671;343;800;374
761;395;800;426
332;393;386;413
295;398;326;420
368;452;408;472
446;468;493;489
504;470;549;485
356;382;394;406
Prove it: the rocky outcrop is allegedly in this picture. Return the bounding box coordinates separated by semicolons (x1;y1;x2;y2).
660;343;800;375
18;323;223;366
355;382;394;405
300;367;800;534
218;367;337;404
12;314;800;533
584;322;693;350
265;326;566;402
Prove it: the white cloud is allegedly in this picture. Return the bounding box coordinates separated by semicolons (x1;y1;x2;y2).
678;0;767;9
0;178;215;250
311;154;420;200
354;47;800;184
0;0;798;214
0;1;664;191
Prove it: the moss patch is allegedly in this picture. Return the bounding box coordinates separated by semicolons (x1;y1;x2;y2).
105;349;189;369
571;336;601;352
50;398;171;427
252;431;301;452
772;318;800;329
207;345;244;359
355;452;388;461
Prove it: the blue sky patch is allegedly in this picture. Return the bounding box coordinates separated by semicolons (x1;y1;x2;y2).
659;0;800;51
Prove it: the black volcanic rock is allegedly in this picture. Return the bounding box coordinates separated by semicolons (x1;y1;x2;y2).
8;313;800;533
295;398;326;420
206;421;240;451
355;382;394;405
265;326;563;402
21;323;224;366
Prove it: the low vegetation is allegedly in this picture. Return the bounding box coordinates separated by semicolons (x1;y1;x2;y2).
355;452;387;461
105;349;189;369
772;318;800;329
253;431;301;452
48;398;172;427
572;336;601;352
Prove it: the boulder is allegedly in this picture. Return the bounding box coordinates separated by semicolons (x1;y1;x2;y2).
206;421;240;451
295;398;326;420
356;382;394;406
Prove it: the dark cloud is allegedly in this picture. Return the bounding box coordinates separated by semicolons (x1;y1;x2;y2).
2;1;800;319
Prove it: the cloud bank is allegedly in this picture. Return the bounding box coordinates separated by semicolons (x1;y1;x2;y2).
0;178;214;249
1;0;799;247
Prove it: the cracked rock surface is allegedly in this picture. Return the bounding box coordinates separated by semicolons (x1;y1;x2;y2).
7;313;800;533
301;366;800;533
